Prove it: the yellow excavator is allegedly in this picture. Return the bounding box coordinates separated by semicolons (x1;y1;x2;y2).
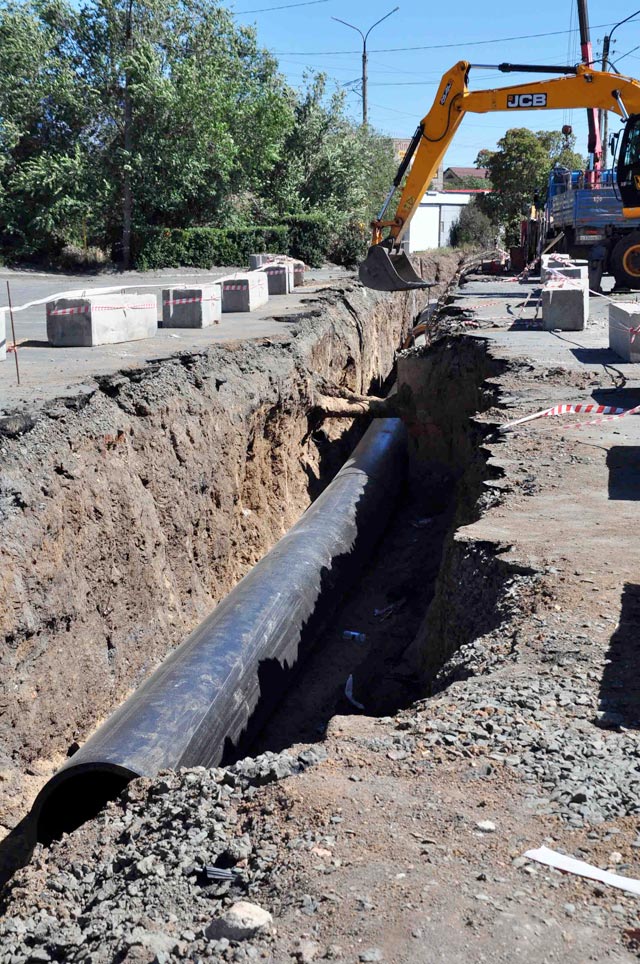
359;60;640;291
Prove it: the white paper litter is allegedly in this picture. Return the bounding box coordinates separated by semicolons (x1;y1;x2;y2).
345;674;365;710
524;845;640;896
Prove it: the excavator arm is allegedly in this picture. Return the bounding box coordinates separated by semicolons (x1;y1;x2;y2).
360;60;640;291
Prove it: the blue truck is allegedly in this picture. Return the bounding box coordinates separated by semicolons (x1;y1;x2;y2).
544;166;640;288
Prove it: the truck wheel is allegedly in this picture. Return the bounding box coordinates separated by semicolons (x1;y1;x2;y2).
611;233;640;289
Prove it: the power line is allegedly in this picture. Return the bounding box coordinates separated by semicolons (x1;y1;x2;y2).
235;0;328;12
271;18;640;56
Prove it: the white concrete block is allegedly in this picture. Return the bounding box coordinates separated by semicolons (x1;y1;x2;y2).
221;273;269;312
548;264;588;282
609;302;640;362
249;253;272;270
162;285;221;328
0;309;6;361
46;294;157;347
541;255;584;283
541;279;589;331
258;263;293;295
292;261;305;286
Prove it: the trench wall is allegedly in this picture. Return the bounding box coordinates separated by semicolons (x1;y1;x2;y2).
0;262;462;796
397;336;536;686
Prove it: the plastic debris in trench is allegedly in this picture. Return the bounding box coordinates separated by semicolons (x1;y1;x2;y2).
345;674;365;710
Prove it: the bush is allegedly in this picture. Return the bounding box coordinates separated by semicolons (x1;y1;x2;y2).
450;202;496;248
328;218;369;267
132;217;339;269
279;215;332;267
57;244;110;270
133;226;289;270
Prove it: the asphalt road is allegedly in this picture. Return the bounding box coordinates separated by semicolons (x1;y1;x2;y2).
0;264;350;413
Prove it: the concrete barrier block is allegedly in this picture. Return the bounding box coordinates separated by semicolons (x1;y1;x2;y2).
162;285;221;328
221;274;269;312
541;280;589;331
46;294;157;347
547;264;588;283
0;310;6;361
259;264;293;295
609;302;640;362
541;255;583;283
249;253;272;270
292;261;305;286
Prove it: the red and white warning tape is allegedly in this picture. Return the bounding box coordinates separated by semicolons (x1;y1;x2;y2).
500;402;632;432
163;296;219;306
48;303;156;316
223;283;249;291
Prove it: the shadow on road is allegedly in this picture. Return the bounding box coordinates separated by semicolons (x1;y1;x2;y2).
599;583;640;729
607;446;640;500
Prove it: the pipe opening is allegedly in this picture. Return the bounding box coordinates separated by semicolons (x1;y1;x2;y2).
36;769;132;845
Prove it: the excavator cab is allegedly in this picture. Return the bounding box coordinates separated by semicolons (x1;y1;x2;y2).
616;114;640;215
358;243;435;292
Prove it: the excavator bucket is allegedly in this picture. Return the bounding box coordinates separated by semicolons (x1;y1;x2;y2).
358;245;435;292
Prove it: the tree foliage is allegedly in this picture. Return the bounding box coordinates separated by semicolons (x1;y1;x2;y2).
475;128;586;243
450;200;496;248
0;0;396;263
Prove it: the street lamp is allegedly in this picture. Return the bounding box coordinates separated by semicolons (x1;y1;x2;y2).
601;9;640;165
332;7;399;125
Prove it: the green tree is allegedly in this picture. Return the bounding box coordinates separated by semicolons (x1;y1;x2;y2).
0;0;98;254
476;128;586;243
450;199;496;248
0;0;397;265
263;74;397;264
0;0;294;261
74;0;294;264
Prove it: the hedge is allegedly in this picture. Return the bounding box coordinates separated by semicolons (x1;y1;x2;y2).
132;225;290;270
132;215;337;270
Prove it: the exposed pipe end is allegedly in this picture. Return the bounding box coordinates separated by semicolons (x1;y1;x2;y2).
33;763;136;844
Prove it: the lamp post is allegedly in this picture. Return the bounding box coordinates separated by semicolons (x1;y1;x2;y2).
601;8;640;166
332;7;399;125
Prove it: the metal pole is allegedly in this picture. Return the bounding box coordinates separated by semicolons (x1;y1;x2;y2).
362;43;368;125
332;7;398;126
601;33;611;167
6;281;20;386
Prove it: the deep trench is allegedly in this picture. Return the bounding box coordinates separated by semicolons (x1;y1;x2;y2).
1;274;524;889
0;335;508;889
49;335;508;828
250;335;507;755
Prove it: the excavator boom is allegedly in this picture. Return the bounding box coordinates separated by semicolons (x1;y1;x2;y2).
361;61;640;291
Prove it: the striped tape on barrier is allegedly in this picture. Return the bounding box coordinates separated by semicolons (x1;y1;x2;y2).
162;296;219;306
48;303;156;316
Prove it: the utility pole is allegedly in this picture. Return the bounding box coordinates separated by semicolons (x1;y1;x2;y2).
122;0;134;270
576;0;601;185
332;7;399;125
600;8;640;168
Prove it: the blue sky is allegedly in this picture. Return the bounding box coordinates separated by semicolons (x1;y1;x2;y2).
231;0;640;168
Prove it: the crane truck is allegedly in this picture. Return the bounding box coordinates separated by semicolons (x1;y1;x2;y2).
359;60;640;292
544;165;640;287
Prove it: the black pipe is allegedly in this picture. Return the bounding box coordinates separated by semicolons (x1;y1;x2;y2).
33;417;407;842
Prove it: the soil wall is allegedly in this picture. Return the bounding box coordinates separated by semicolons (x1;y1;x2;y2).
396;336;536;686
